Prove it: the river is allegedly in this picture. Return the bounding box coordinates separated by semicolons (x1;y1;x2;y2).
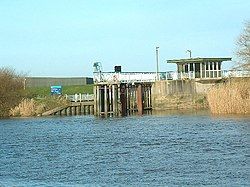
0;111;249;186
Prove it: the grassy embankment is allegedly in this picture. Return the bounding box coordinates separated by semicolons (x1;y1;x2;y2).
10;85;94;117
207;78;250;114
26;84;93;97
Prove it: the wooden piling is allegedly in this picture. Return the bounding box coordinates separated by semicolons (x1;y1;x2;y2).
137;84;143;115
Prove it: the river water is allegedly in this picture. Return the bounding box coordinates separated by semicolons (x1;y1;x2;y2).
0;111;249;186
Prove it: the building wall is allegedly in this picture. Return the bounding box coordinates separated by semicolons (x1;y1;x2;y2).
25;77;93;87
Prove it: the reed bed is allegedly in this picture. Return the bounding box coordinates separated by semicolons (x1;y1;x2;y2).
207;78;250;114
10;96;69;117
10;99;36;117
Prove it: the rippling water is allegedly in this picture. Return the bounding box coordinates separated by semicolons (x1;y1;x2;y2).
0;112;249;186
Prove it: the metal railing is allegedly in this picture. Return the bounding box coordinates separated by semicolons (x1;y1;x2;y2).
222;70;250;78
65;93;94;102
93;72;161;83
93;70;250;83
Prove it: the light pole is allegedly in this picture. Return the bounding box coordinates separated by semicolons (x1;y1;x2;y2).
156;46;159;80
186;50;192;58
23;78;26;90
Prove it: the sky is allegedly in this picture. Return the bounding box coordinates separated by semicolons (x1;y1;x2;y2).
0;0;249;77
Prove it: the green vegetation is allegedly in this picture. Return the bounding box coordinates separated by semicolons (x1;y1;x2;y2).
0;66;94;118
26;84;94;97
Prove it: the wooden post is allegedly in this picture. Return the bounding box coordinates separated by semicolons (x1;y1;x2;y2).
104;85;108;117
90;105;94;115
120;84;127;116
76;105;80;115
94;86;97;115
137;84;143;115
109;85;112;116
118;84;121;116
112;84;117;116
126;84;130;115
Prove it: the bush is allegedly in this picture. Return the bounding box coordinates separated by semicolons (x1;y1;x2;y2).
0;67;25;118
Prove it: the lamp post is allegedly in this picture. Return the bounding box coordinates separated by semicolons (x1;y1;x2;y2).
156;47;159;80
186;50;192;58
23;78;26;90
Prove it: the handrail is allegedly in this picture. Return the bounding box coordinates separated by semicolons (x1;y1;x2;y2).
65;93;94;102
93;70;250;83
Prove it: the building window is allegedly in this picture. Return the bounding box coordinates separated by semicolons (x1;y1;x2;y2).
210;62;213;70
190;63;194;71
184;64;188;73
206;62;209;70
218;62;221;70
214;62;217;70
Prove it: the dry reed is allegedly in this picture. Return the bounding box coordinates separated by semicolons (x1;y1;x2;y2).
9;96;69;117
207;78;250;114
10;99;36;117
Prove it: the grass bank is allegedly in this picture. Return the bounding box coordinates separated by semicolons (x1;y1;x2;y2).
26;84;94;97
207;78;250;114
8;85;94;117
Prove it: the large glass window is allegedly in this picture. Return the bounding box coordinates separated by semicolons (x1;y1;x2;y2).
190;63;194;71
218;62;221;70
206;62;209;70
184;64;188;73
214;62;217;70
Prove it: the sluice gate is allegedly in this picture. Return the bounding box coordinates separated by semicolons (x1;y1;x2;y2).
94;83;152;117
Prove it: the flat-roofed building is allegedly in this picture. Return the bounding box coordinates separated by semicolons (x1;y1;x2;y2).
167;57;232;79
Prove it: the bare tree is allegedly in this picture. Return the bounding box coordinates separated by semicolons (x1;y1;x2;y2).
235;21;250;70
0;67;24;117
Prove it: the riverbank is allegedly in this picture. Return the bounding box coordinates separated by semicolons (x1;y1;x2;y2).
9;97;69;117
151;78;249;115
4;77;250;118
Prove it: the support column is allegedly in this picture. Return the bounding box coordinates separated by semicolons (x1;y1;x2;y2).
109;85;112;116
120;84;127;116
137;84;143;115
104;85;108;117
112;84;117;116
94;85;99;116
205;62;207;78
216;61;219;78
200;62;202;78
212;62;215;78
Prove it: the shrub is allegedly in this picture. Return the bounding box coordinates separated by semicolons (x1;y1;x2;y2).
0;67;25;117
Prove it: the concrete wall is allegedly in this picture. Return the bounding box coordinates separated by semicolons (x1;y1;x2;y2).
151;80;212;110
152;80;214;96
25;77;93;87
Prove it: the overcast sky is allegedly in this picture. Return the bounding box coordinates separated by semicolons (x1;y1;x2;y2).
0;0;249;77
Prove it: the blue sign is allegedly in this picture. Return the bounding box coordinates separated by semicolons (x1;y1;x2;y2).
51;85;62;95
